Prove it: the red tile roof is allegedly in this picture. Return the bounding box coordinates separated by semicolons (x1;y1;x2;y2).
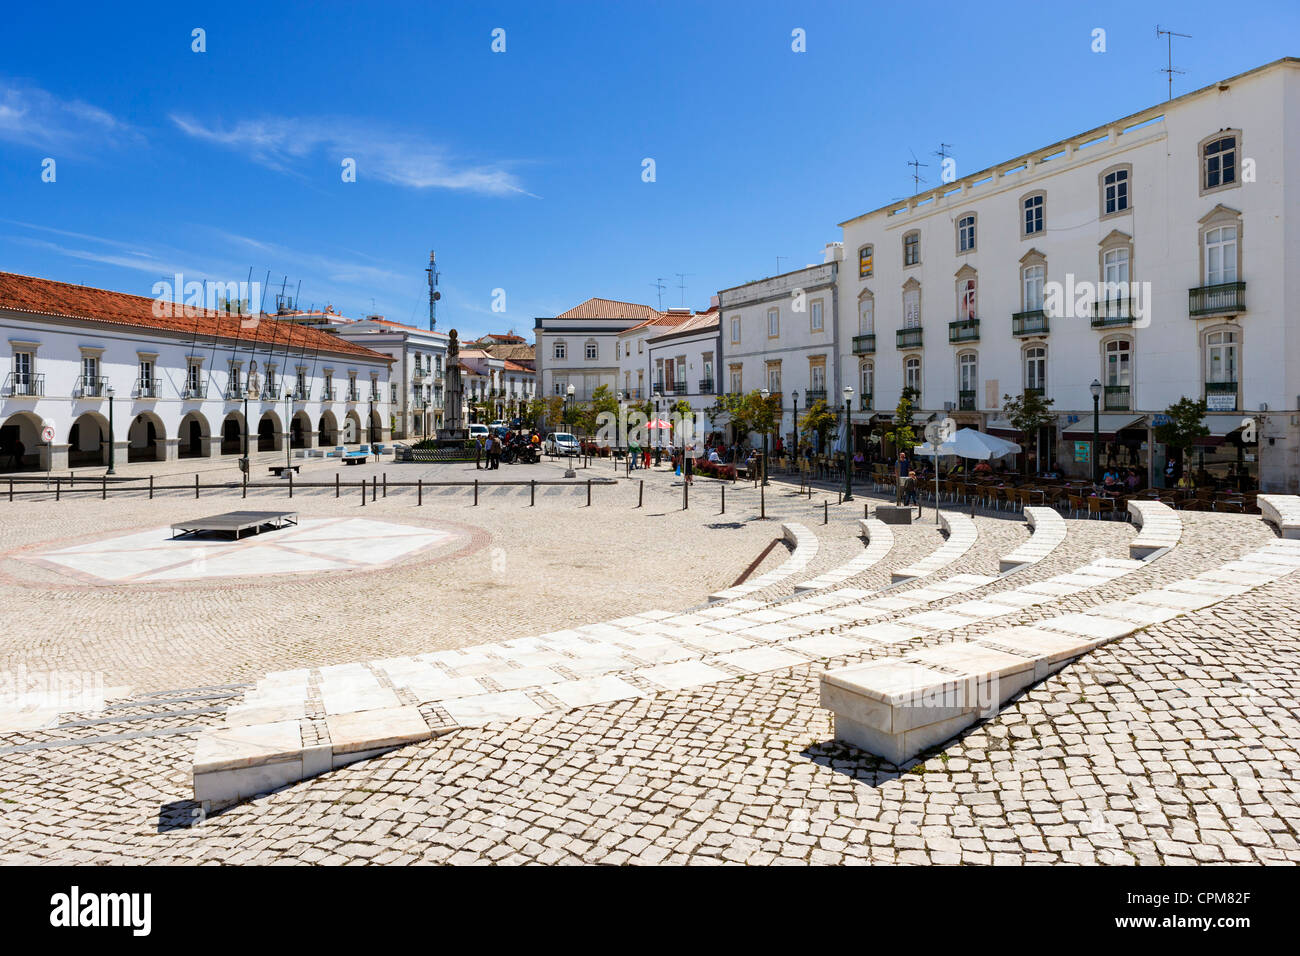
502;359;533;372
647;308;719;340
0;271;390;363
555;297;664;322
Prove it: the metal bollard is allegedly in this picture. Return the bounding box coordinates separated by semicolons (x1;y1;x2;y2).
195;473;200;499
683;480;688;511
335;472;340;498
418;478;422;506
361;480;366;506
721;485;725;514
638;480;643;508
372;475;377;500
474;479;478;506
102;475;106;500
530;480;535;507
824;500;828;525
149;475;154;500
587;479;591;507
382;472;387;498
289;470;293;499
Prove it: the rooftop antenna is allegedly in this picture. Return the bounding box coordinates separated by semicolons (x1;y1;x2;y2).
907;150;929;195
425;250;440;331
933;142;954;182
1156;25;1191;101
775;256;787;274
674;272;694;309
649;277;666;311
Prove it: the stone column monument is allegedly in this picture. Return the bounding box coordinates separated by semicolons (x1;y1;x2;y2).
438;329;467;441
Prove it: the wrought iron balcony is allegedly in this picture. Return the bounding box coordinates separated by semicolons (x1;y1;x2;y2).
896;327;923;349
1103;384;1131;411
698;379;715;395
1204;380;1239;411
949;319;980;343
803;389;827;405
134;377;161;399
2;373;43;397
1091;298;1135;328
293;385;310;401
347;388;360;402
224;383;245;400
958;389;976;411
1189;281;1246;317
181;383;208;400
852;333;876;354
321;387;335;402
1024;386;1045;399
74;375;108;399
859;394;873;412
1012;309;1049;336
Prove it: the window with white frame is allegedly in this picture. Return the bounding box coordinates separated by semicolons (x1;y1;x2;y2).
1023;193;1044;236
1205;329;1238;384
730;316;740;344
858;296;874;334
1102;166;1130;216
767;364;781;394
1105;339;1132;387
1102;247;1130;304
729;366;742;394
584;340;598;360
1022;264;1045;311
1203;134;1237;192
187;362;201;392
903;288;920;328
13;351;33;387
82;355;98;386
959;352;977;392
810;299;823;331
553;340;567;360
957;214;976;253
553;377;567;396
903;231;920;266
958;277;977;321
860;362;873;403
1024;346;1046;391
809;363;825;394
767;308;779;337
904;356;921;394
1204;225;1238;285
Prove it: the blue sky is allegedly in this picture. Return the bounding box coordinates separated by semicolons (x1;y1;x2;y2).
1;1;1296;338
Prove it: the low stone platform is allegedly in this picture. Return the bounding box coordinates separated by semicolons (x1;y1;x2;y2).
890;511;977;582
1259;494;1300;539
1128;499;1181;559
998;506;1066;572
874;505;914;525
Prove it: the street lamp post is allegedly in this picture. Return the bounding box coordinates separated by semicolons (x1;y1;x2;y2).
791;389;799;459
653;390;662;467
843;384;854;502
106;386;116;475
565;383;576;477
759;387;771;486
285;390;293;471
1090;379;1102;485
241;392;250;478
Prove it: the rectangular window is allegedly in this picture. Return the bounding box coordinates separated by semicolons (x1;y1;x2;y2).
1023;265;1045;311
730;316;741;343
82;356;97;381
1025;349;1046;391
904;233;919;266
958;215;976;252
859;245;873;278
14;351;32;385
903;289;920;328
1103;248;1130;302
1104;168;1129;215
859;298;874;334
729;366;742;394
1204;136;1237;190
1024;195;1044;235
810;364;825;393
1204;226;1238;284
767;365;781;395
810;300;823;331
554;342;566;360
187;363;201;391
585;342;598;360
767;308;779;337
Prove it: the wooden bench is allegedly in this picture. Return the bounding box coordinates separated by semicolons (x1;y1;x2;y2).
268;465;301;477
342;454;368;466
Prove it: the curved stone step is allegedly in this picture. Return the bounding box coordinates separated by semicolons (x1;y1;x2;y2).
793;518;894;592
706;522;819;601
998;507;1066;572
1128;499;1181;559
1258;494;1300;539
890;511;978;583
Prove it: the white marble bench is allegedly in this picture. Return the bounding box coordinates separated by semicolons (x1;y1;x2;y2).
1127;499;1181;559
890;512;977;583
998;506;1067;572
1258;495;1300;540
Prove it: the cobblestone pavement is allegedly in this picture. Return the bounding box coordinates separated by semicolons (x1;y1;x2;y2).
0;464;1296;864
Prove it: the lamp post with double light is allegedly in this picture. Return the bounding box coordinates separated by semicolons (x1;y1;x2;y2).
564;383;576;477
759;387;771;486
106;385;116;475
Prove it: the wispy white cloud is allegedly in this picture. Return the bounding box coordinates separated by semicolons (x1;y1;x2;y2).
170;114;537;197
0;82;130;150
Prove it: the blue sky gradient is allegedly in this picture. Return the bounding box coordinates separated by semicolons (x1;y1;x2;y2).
1;1;1296;337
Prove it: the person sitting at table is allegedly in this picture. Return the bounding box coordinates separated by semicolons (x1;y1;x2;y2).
973;460;993;476
708;446;721;464
1125;468;1140;491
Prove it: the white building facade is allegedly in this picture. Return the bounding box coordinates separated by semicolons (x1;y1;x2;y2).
0;273;393;471
645;309;721;423
836;57;1300;491
536;298;667;408
330;317;448;440
718;257;843;449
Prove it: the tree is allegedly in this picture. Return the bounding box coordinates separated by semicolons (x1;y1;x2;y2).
543;395;566;430
798;399;837;451
885;386;920;454
1154;396;1209;484
1001;389;1057;475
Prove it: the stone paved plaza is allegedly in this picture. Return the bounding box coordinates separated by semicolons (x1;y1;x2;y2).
0;457;1297;864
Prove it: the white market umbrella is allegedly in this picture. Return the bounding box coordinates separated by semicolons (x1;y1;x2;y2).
915;427;1021;460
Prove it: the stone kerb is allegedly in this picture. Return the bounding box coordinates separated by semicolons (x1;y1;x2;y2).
1128;500;1182;560
999;506;1067;572
1258;494;1300;540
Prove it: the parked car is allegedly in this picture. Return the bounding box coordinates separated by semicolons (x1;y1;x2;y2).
468;424;489;440
544;432;580;456
488;420;507;431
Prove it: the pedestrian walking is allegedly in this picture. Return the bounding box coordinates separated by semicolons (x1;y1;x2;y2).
894;451;909;504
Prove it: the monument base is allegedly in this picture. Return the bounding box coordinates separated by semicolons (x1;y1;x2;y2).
875;505;914;525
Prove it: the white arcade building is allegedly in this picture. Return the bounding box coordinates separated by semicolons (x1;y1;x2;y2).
0;272;393;471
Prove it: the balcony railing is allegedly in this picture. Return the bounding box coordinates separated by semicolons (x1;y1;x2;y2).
958;389;976;411
2;374;43;397
896;327;923;349
1189;281;1246;317
859;394;873;412
948;319;980;343
1205;380;1239;411
347;388;360;402
1024;386;1045;399
852;333;876;354
225;383;244;400
74;375;108;399
1012;309;1050;336
321;387;335;402
803;389;827;406
1091;298;1135;328
294;385;310;401
259;386;278;401
1103;384;1131;411
698;379;715;395
181;383;208;400
134;377;161;399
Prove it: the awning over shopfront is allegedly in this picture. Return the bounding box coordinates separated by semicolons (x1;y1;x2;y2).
1061;414;1146;442
986;418;1021;437
1193;415;1249;446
